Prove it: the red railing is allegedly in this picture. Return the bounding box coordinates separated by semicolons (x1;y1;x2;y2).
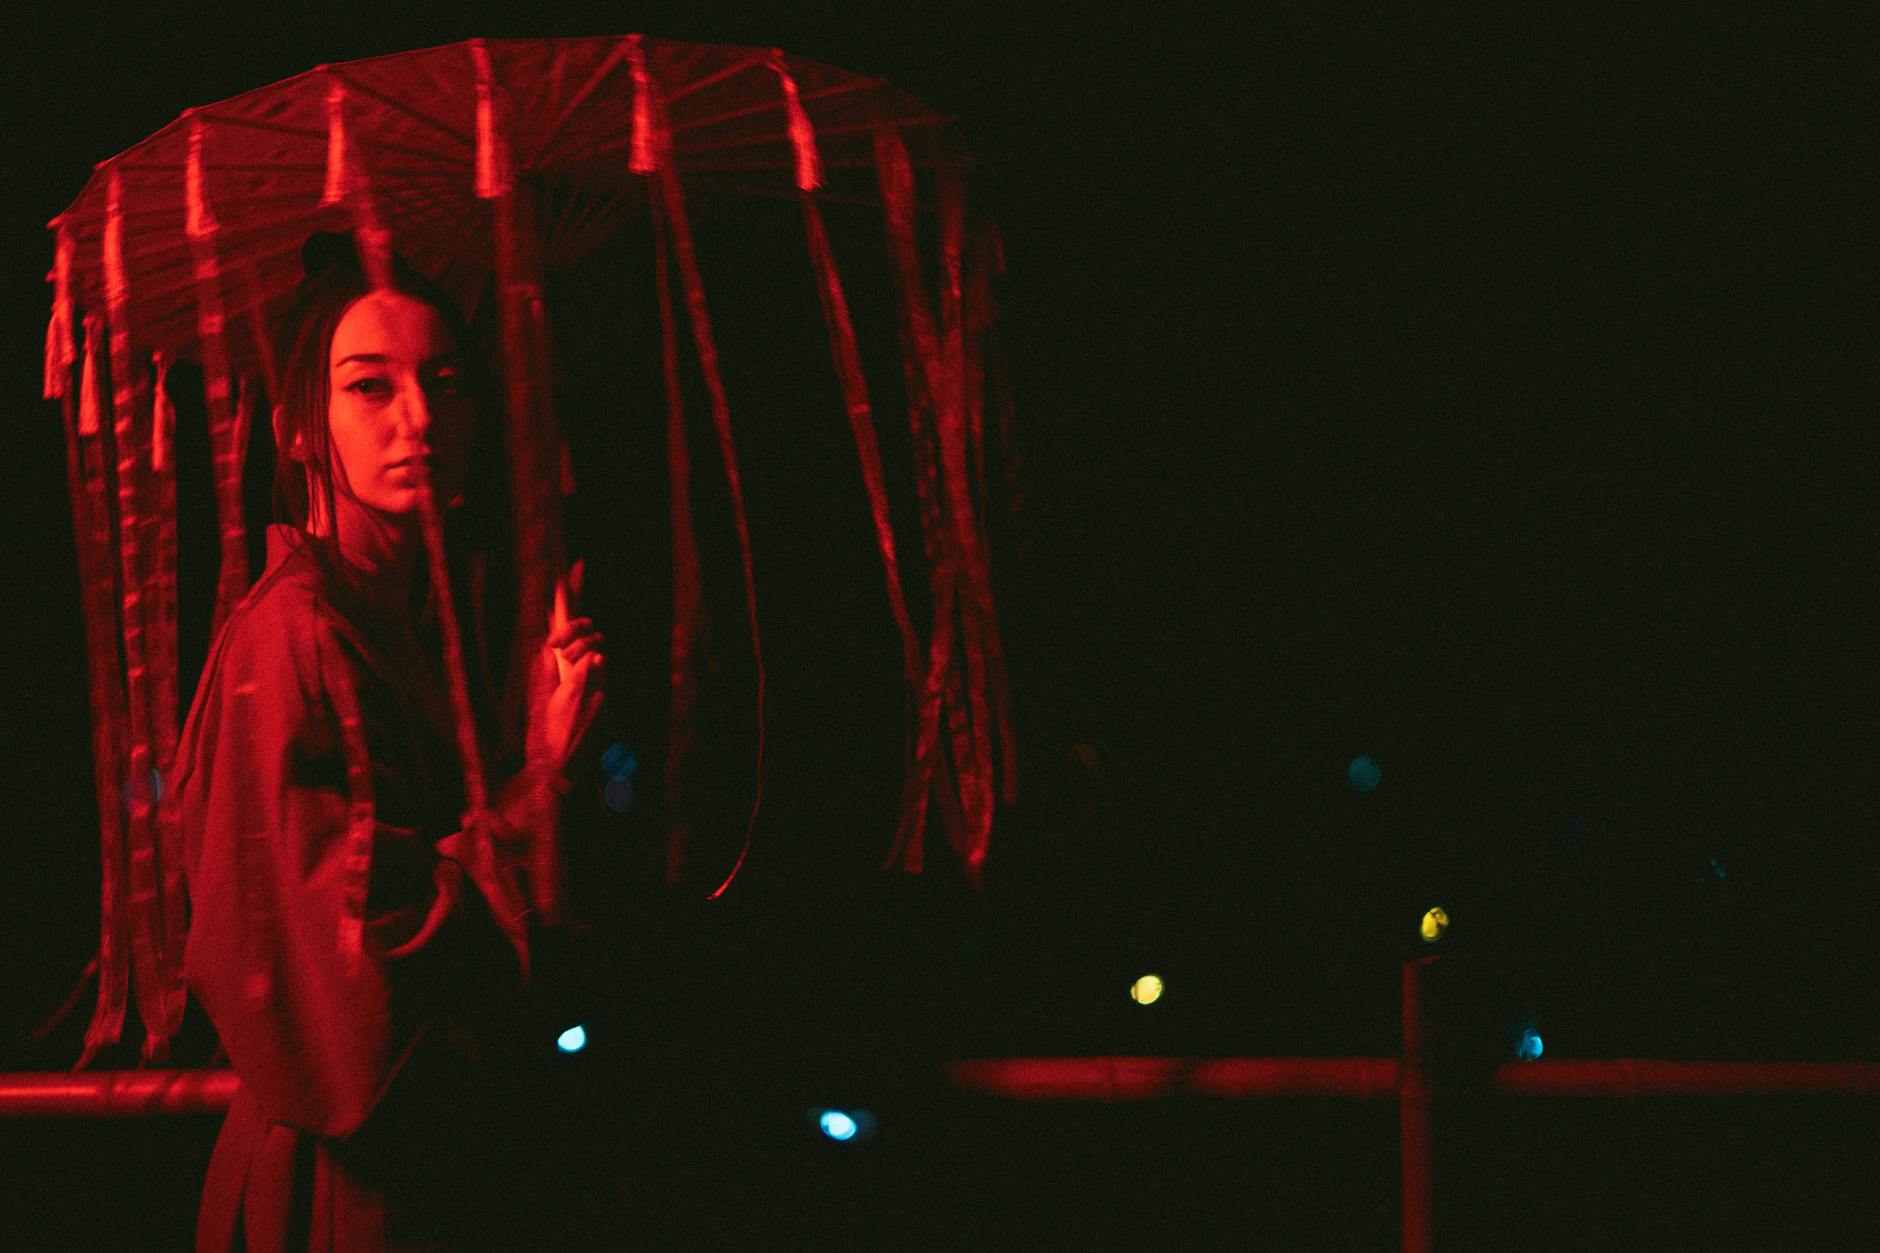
5;958;1875;1251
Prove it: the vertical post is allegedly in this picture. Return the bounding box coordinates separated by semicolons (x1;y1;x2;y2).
1400;956;1435;1253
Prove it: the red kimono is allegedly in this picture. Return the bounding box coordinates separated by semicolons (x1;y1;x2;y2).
178;524;552;1252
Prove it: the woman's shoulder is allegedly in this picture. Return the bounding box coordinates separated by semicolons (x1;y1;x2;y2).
200;538;348;699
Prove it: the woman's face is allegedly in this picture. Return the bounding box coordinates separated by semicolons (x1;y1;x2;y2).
325;290;474;520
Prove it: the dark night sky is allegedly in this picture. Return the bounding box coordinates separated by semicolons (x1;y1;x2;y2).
2;3;1874;1069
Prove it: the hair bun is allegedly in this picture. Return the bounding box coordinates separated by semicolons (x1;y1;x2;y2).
299;231;360;285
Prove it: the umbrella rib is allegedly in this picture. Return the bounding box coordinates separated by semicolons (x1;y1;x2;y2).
185;112;475;170
328;66;475;152
676;114;953;159
92;161;469;183
533;43;631;164
669;76;887;139
544;111;950;173
560;188;626;254
659;47;769;106
681;155;890;175
545;182;586;249
698;182;917;211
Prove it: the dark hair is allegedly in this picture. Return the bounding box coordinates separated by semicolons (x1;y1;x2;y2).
270;232;522;759
270;232;480;534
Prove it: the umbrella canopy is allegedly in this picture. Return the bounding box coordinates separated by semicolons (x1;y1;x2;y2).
49;37;963;372
42;35;1016;1065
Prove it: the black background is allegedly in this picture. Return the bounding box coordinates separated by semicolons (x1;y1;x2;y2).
1;3;1874;1249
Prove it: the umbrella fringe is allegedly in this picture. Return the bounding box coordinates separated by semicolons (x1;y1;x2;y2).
105;173;179;1060
651;175;704;891
490;177;569;922
798;185;924;870
322;76;393;290
43;223;75;400
471;40;514;201
647;73;767;902
42;41;1010;975
149;353;188;1048
626;35;657;175
63;319;133;1068
187;150;252;642
875;121;1007;887
769;51;825;192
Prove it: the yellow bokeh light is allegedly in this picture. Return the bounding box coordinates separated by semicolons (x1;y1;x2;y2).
1130;974;1164;1005
1419;907;1450;942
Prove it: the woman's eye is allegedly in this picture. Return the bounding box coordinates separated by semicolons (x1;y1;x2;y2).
346;377;392;398
428;373;464;397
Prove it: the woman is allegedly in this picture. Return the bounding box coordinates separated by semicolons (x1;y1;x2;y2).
176;235;605;1251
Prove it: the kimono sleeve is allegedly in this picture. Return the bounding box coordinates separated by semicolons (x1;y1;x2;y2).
178;602;519;1140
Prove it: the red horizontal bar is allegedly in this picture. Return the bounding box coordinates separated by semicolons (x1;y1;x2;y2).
4;1058;1877;1117
1491;1060;1880;1098
0;1070;239;1117
947;1057;1403;1100
945;1058;1880;1102
946;1057;1192;1101
1190;1057;1403;1099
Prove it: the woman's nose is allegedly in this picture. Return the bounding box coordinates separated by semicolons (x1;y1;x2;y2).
395;382;431;437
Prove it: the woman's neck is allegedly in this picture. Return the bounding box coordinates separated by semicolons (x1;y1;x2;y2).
314;497;423;623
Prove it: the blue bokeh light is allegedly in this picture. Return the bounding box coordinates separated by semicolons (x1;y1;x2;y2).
556;1024;587;1054
1346;755;1381;794
601;741;638;781
819;1110;857;1141
604;777;636;814
1517;1029;1544;1061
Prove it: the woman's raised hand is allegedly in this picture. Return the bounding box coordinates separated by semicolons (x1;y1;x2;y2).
525;559;605;778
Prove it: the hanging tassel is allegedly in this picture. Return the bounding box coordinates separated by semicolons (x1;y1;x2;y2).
652;182;704;889
103;172;174;1053
965;217;992;512
322;76;351;207
488;142;569;921
151;354;172;474
769;50;824;192
652;77;767;901
934;165;995;881
148;348;188;1048
322;74;393;289
185;112;220;239
413;488;534;978
417;486;488;814
234;379;254;492
43;221;74;401
240;263;280;403
626;35;656;175
966;216;1019;805
873;141;956;875
78;331;103;447
189;120;251;642
875;125;1007;887
324;655;377;974
63;317;131;1068
471;40;513;200
799;185;925;857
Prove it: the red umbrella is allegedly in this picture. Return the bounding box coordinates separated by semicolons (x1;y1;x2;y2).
43;35;1016;1064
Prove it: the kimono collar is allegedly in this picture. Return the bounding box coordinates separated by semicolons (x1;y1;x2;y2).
265;524;430;633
